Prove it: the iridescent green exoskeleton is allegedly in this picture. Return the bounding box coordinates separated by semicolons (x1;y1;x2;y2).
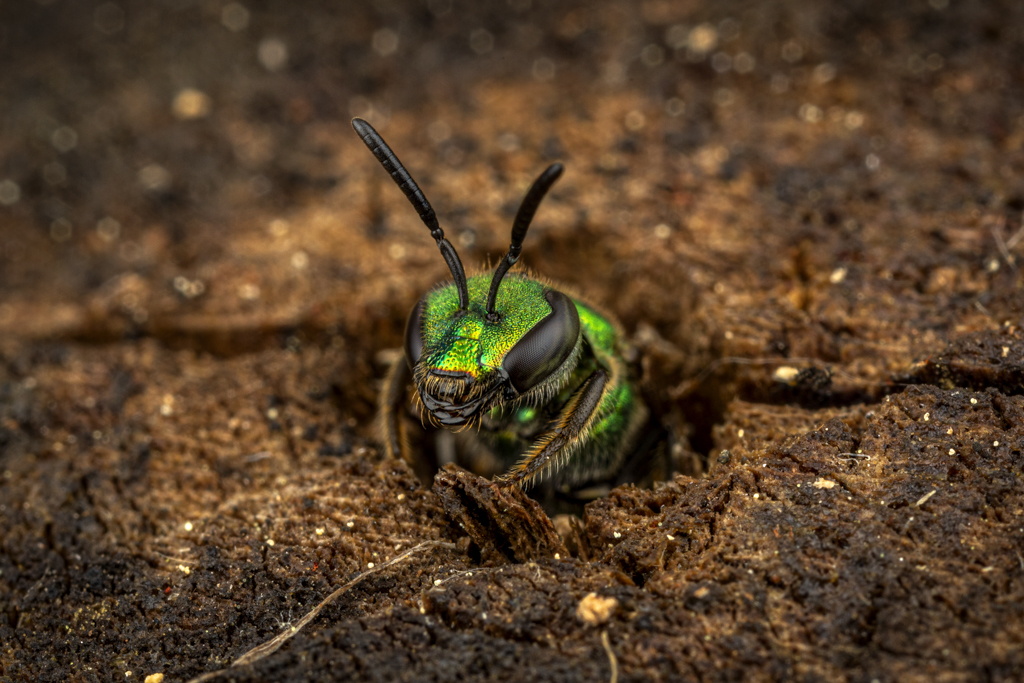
352;118;656;496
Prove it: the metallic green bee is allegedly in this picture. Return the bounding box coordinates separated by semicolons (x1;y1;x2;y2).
352;118;659;498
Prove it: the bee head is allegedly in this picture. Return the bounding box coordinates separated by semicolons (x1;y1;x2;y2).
351;117;574;428
404;275;580;428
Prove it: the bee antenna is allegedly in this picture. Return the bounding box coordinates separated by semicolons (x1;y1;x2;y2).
486;162;564;320
351;117;469;310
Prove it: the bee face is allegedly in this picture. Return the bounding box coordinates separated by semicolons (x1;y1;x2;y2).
404;273;581;427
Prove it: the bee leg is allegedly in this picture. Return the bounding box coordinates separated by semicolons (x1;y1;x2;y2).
498;369;608;489
377;357;411;461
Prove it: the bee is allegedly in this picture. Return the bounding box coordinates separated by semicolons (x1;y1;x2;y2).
352;118;662;501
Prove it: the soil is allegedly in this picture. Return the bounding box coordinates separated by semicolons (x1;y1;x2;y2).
2;1;1024;681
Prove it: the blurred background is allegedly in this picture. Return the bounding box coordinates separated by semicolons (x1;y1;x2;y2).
3;0;1020;309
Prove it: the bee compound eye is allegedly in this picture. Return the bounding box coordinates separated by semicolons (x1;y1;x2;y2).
502;290;580;395
403;297;425;369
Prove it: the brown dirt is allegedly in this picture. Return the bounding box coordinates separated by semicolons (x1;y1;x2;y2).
2;1;1024;681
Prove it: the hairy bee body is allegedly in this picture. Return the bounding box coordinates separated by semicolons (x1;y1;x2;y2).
466;293;650;490
353;117;662;499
